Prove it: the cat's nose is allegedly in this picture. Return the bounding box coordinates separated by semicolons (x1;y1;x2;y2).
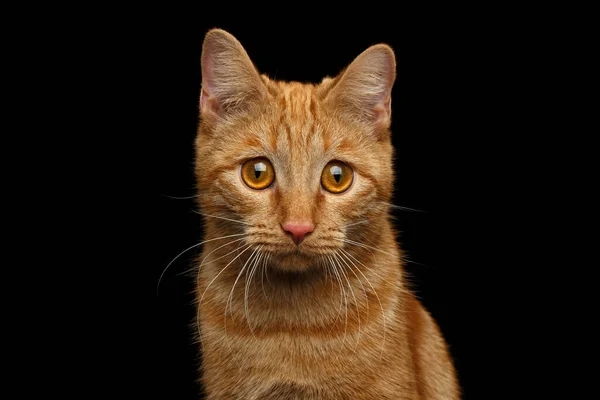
281;222;314;245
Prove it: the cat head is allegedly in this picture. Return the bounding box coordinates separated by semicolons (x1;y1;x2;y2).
196;29;396;271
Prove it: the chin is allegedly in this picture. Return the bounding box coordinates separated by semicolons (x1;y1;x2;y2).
270;250;321;272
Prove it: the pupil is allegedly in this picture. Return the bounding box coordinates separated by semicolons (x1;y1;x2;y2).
254;162;267;180
330;165;343;184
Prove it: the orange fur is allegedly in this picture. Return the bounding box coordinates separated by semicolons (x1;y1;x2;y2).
194;29;459;399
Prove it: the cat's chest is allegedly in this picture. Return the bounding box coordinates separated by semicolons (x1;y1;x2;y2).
202;324;395;382
200;307;416;399
207;330;353;366
202;332;415;400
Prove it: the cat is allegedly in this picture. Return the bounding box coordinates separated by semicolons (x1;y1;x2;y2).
194;28;459;399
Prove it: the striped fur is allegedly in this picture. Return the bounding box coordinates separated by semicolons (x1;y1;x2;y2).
194;29;459;399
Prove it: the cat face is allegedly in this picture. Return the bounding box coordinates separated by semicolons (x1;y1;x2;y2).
196;30;396;271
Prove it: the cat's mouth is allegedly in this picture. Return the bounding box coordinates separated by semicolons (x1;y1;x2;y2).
265;245;338;272
248;232;345;271
270;251;316;271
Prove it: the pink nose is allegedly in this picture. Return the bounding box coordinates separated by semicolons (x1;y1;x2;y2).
282;222;314;245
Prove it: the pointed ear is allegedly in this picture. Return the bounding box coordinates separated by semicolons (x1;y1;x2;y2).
324;44;396;130
200;29;266;116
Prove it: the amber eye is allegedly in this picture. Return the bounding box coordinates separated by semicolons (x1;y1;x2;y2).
321;161;353;194
241;158;275;190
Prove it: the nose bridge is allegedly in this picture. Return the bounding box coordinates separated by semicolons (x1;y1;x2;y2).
280;185;315;224
275;113;318;224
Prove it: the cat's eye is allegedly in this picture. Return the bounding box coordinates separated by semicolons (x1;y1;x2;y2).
321;161;353;194
241;158;275;190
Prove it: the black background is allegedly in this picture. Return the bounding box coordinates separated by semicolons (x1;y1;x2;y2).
100;8;530;400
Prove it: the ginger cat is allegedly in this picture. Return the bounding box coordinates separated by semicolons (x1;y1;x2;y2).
194;29;459;399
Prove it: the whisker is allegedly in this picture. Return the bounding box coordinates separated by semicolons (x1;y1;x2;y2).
399;256;429;267
321;254;330;286
157;233;246;295
225;247;260;330
327;255;349;346
177;238;246;277
162;194;199;200
192;211;249;226
333;251;362;352
198;245;252;305
320;257;340;338
196;244;252;345
260;251;271;299
344;219;369;228
337;250;370;321
245;247;264;333
339;248;387;360
379;201;424;213
327;255;346;321
264;253;274;289
196;302;204;350
335;238;397;259
360;234;429;268
339;247;393;285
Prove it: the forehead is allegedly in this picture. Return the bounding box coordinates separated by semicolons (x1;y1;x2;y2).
268;82;328;163
216;81;373;167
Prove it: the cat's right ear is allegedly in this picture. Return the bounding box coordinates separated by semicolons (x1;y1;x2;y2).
200;29;266;117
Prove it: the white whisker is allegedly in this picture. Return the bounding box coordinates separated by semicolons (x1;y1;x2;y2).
225;247;259;330
360;234;428;268
244;246;264;336
339;248;387;360
260;251;271;299
198;245;252;305
335;238;397;259
344;219;369;228
264;253;274;289
162;194;199;200
196;244;253;345
327;256;346;320
333;251;362;352
340;247;393;285
337;250;370;320
157;233;246;295
193;211;249;226
379;201;424;212
327;255;349;346
322;254;330;286
177;238;246;277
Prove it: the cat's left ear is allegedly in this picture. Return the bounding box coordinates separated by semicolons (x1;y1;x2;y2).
324;44;396;133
